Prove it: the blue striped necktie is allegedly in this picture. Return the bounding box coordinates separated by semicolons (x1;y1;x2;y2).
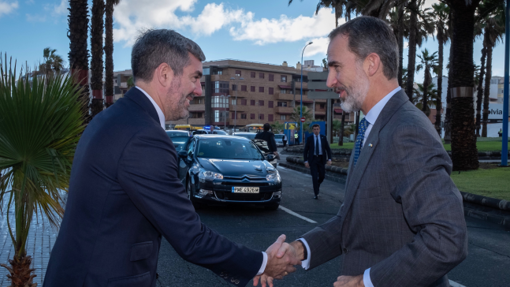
353;118;369;167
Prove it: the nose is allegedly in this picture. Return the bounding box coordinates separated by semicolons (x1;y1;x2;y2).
194;82;203;97
326;70;337;88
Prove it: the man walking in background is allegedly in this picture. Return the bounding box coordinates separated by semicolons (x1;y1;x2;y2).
255;123;279;157
303;124;332;199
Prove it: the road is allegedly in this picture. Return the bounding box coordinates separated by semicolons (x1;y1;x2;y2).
156;160;510;287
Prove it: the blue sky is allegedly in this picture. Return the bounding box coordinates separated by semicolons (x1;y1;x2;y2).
0;0;506;83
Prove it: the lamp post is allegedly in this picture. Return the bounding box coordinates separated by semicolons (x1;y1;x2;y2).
300;41;313;144
230;76;244;132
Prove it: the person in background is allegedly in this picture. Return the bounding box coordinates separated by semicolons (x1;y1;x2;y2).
255;123;278;157
303;124;332;199
282;133;288;147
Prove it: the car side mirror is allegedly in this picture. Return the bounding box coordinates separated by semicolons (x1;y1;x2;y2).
178;150;188;158
266;154;275;161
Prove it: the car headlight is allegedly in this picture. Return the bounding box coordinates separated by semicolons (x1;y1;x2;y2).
198;169;223;182
266;171;281;183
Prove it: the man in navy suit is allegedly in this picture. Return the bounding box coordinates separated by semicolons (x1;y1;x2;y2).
43;29;298;287
303;124;332;199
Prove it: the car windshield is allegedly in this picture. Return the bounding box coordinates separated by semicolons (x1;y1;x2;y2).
166;131;188;137
214;130;227;135
274;134;284;139
233;133;256;140
170;136;190;151
196;138;264;160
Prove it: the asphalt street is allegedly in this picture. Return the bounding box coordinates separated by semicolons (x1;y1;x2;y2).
156;157;510;287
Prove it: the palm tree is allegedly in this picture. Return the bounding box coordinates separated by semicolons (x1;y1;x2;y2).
388;4;409;87
68;0;90;120
479;0;505;137
105;0;121;108
445;0;481;171
431;2;450;135
0;56;85;287
38;47;65;77
90;0;105;119
413;83;439;116
416;49;438;113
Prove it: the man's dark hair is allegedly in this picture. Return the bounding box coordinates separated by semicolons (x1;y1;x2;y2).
312;124;320;129
329;16;399;80
263;123;271;132
131;29;206;82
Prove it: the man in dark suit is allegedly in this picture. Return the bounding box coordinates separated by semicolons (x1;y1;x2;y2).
258;17;468;287
43;29;297;287
303;124;332;199
255;123;278;156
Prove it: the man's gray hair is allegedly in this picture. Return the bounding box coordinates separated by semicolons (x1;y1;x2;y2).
131;29;206;82
329;16;398;80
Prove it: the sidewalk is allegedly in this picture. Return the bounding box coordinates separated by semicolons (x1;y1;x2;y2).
0;194;65;286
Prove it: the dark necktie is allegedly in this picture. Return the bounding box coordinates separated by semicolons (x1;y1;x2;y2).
353;118;369;167
315;136;319;156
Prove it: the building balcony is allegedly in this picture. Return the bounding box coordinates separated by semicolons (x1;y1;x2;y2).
189;104;205;112
119;82;128;88
314;111;326;116
275;93;295;101
188;118;205;126
274;107;294;114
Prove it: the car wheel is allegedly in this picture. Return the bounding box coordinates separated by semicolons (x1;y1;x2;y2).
187;177;204;209
264;203;279;211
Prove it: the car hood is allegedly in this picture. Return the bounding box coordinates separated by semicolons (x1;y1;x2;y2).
197;158;272;177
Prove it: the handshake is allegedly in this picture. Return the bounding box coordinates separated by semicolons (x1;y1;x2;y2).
253;234;305;287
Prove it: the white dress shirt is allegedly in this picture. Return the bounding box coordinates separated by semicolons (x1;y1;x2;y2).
298;86;402;287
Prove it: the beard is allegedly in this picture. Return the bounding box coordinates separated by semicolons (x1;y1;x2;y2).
165;77;193;121
339;64;369;113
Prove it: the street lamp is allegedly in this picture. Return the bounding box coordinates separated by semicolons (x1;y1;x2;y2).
300;41;313;144
220;94;231;130
230;76;244;132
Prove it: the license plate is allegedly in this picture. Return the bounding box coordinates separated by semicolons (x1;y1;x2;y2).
232;186;260;193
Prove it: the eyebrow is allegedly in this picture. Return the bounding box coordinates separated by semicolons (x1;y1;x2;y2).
328;61;339;67
192;70;203;78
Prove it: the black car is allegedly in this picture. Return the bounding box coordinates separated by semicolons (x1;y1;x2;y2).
165;130;191;151
177;135;282;210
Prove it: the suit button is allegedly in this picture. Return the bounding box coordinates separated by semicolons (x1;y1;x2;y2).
342;248;348;254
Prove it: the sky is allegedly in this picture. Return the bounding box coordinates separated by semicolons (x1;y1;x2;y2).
0;0;507;84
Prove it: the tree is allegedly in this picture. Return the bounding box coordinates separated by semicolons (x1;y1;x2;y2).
68;0;90;121
445;0;482;171
90;0;105;119
412;83;439;116
271;121;284;133
431;2;450;136
0;56;85;287
388;4;409;87
105;0;121;108
36;47;65;77
416;49;438;114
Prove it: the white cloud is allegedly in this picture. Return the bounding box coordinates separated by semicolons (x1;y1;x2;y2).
303;37;330;57
53;0;67;15
26;13;46;22
423;0;440;9
112;1;338;48
229;8;337;45
0;1;18;18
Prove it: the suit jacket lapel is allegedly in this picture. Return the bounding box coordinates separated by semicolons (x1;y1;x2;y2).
340;90;409;218
124;87;160;125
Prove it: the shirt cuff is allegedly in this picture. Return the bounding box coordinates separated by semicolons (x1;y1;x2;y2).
257;252;268;275
297;238;311;270
363;268;374;287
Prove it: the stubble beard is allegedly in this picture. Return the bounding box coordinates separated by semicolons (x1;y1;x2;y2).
165;77;191;121
339;64;369;113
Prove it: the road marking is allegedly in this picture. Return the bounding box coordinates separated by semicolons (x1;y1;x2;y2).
449;280;466;287
279;205;317;224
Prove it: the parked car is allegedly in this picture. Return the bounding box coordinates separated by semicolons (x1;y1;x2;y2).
177;135;282;210
274;134;285;147
192;129;209;136
212;130;228;135
165;130;191;151
232;132;256;140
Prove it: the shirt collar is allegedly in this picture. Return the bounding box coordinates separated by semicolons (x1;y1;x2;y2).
364;86;401;126
136;86;166;130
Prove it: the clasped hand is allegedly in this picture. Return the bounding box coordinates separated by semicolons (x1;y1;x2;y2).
253;234;301;287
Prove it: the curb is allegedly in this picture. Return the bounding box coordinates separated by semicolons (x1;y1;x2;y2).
283;156;510;229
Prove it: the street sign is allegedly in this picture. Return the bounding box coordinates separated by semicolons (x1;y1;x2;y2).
300;117;305;122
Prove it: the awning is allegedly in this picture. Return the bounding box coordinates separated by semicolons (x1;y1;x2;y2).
334;108;343;113
278;85;292;89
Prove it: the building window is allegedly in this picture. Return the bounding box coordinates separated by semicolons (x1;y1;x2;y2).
232;112;236;119
251;100;255;106
259;72;264;79
280;115;286;120
268;114;274;122
277;101;288;107
259;100;264;106
232;98;237;105
251;86;255;92
235;70;241;77
241;85;247;91
251;113;255;119
269;87;274;95
241;114;247;119
217;69;223;75
241;99;247;105
212;96;229;108
268;101;274;108
214;110;220;122
259;87;264;93
259;114;264;120
251;72;256;78
281;75;287;82
215;81;229;93
269;74;274;81
232;84;237;91
320;104;325;109
280;89;287;94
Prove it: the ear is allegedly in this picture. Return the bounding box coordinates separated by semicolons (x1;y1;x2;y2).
364;53;381;77
155;62;174;87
